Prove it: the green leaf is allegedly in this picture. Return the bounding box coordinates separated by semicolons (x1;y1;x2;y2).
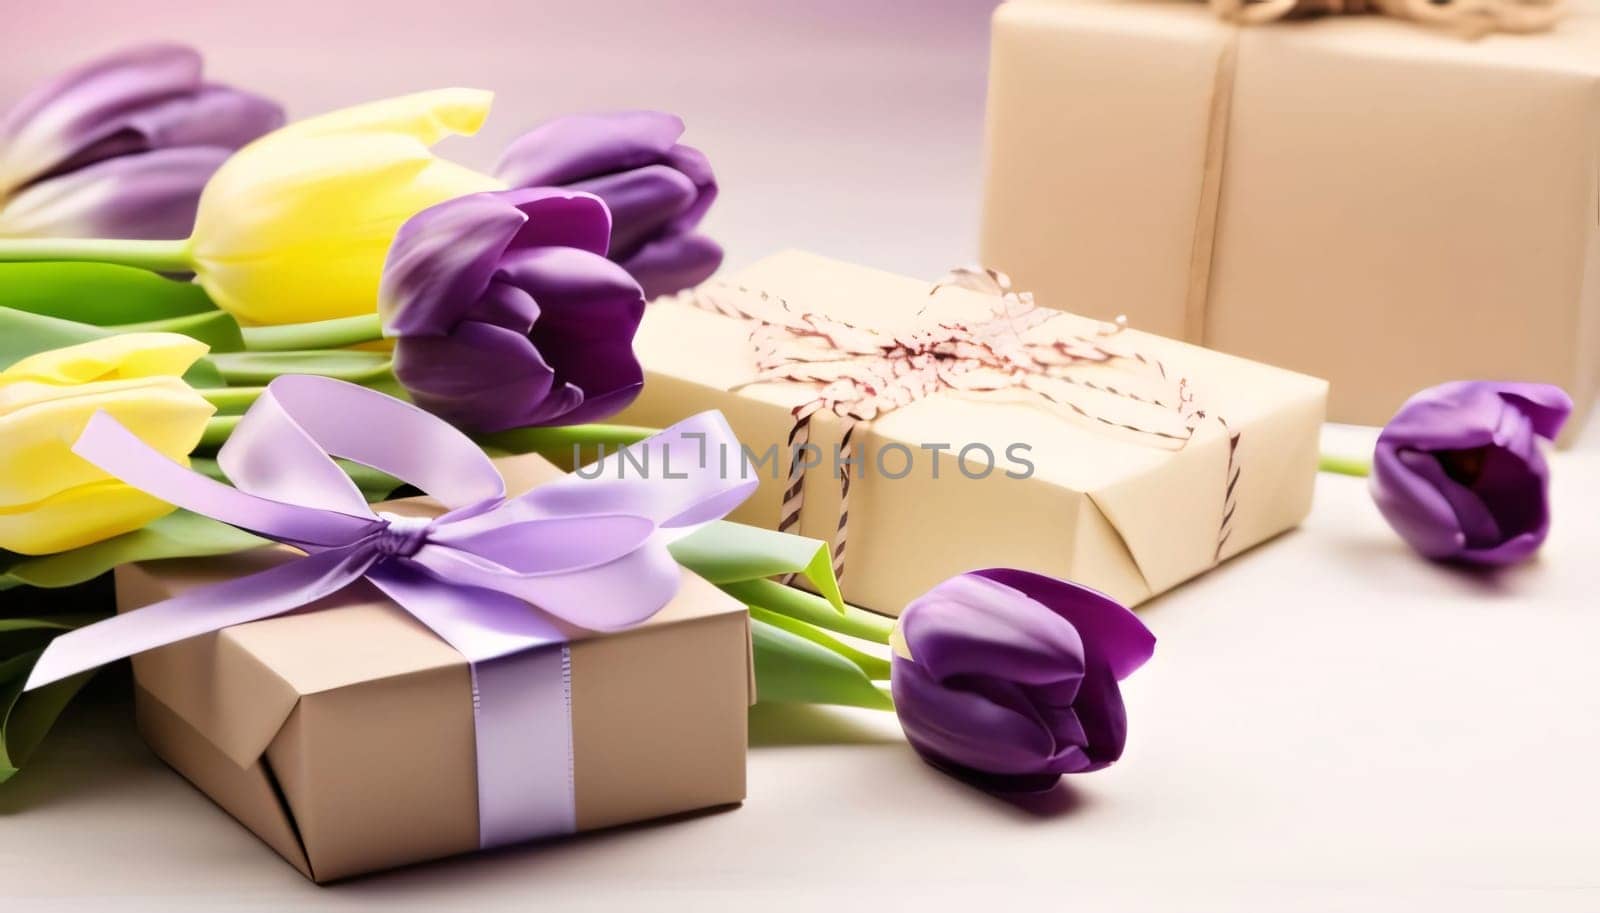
750;616;893;710
0;511;264;591
0;305;242;374
0;261;214;323
478;423;658;469
0;650;93;783
750;606;890;680
671;521;845;611
730;578;894;644
0;307;104;368
117;310;243;352
208;350;393;386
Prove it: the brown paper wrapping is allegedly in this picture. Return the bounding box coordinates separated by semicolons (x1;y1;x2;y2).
122;453;753;883
615;251;1327;616
980;0;1600;440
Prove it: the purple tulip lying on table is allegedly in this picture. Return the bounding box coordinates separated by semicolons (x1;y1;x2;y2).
0;43;282;239
1321;381;1572;565
497;110;722;299
891;570;1156;793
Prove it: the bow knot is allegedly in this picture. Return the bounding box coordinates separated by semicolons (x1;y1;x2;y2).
373;513;433;559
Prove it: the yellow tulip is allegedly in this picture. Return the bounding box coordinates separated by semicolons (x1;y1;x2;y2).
187;89;506;325
0;333;214;555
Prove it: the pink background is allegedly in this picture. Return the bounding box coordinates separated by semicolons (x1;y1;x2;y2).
1;0;1001;281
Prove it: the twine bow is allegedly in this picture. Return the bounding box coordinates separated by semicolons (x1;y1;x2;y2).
1208;0;1566;37
680;268;1242;583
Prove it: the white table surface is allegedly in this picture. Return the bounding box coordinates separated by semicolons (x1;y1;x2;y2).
3;3;1597;910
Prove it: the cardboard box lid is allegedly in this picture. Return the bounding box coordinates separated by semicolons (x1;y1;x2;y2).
984;0;1600;433
121;452;753;771
637;251;1328;596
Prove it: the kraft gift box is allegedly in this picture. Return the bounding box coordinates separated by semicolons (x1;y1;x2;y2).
616;251;1328;616
980;0;1600;440
121;453;754;883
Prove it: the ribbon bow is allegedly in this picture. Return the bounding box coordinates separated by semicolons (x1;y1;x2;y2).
26;375;756;691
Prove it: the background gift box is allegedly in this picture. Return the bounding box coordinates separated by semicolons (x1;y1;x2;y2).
980;0;1600;442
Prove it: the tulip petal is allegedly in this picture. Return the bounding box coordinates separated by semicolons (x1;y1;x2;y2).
890;653;1065;778
0;146;228;240
567;165;697;259
1395;449;1502;549
48;84;284;174
495;245;645;425
899;573;1086;690
972;568;1155;681
0;478;180;556
380;191;531;337
621;232;723;299
1371;444;1468;559
0;44;200;192
662;143;718;232
494;110;685;188
393;323;561;434
279;87;493;144
0;332;207;386
1378;381;1569;453
504;187;612;257
1474;381;1570;441
1061;656;1131;771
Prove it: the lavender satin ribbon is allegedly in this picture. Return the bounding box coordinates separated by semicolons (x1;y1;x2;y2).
25;375;756;848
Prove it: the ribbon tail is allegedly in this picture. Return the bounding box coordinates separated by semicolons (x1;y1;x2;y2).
73;410;376;548
367;562;565;664
23;546;372;691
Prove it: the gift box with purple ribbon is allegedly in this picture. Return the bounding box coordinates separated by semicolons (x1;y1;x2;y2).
23;377;758;882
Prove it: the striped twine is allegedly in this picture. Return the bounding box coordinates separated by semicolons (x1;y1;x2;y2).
670;270;1242;582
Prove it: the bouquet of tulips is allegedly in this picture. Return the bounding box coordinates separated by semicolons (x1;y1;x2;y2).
0;45;1162;797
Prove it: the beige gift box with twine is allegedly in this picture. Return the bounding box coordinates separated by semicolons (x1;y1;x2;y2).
615;252;1327;616
980;0;1600;441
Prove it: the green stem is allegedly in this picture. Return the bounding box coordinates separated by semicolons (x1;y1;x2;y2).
0;237;193;272
207;350;394;386
750;606;892;681
1319;453;1372;478
201;415;240;449
480;422;660;458
241;314;384;351
201;386;267;413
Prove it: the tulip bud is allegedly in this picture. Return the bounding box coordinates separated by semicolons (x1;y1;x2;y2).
496;111;722;299
1370;381;1571;565
891;569;1155;792
0;44;283;240
0;333;215;554
189;89;505;325
379;188;646;432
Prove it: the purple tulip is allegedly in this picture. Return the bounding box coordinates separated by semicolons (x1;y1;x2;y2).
0;43;283;239
1371;381;1571;565
891;569;1156;793
379;187;647;433
495;111;722;299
